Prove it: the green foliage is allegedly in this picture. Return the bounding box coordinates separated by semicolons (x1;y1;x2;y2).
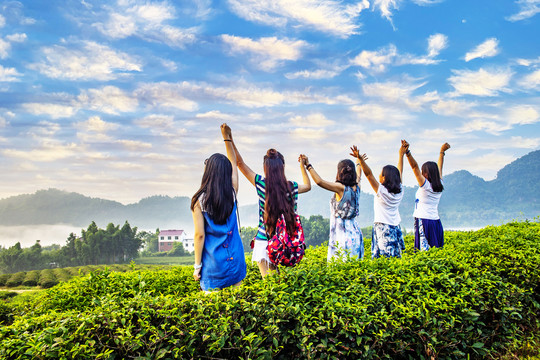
0;220;539;359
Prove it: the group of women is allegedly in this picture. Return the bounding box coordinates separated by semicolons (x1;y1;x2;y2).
191;124;451;291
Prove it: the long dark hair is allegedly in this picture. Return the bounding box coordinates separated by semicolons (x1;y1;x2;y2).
263;149;296;239
190;153;234;225
336;159;357;187
422;161;444;192
381;165;402;194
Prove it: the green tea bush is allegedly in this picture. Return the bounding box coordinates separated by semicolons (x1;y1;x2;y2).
5;271;25;287
52;268;72;283
0;220;539;359
22;270;40;287
0;274;10;287
38;269;57;289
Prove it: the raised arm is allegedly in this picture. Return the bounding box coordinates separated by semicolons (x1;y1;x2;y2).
355;157;362;187
297;154;311;194
397;140;407;182
350;145;379;193
221;123;238;193
229;128;256;186
403;140;426;187
438;143;451;178
301;154;344;196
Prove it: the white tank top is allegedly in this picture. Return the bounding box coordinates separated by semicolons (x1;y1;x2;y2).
413;180;442;220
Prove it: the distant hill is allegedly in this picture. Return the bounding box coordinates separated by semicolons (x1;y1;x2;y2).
0;150;539;232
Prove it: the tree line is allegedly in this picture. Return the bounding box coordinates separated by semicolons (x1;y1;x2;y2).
0;221;142;274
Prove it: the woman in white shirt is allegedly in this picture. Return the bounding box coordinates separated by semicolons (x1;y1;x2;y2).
351;143;407;258
402;140;451;251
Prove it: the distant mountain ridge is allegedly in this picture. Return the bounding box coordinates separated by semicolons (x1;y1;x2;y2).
0;150;539;231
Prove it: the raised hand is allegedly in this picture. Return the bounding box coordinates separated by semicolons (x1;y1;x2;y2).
221;123;232;140
298;154;309;166
349;145;361;159
441;143;451;152
400;139;409;156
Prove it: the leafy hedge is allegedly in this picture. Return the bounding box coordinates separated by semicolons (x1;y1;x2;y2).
0;220;539;359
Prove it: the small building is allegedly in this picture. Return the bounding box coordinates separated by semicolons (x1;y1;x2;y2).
158;230;194;253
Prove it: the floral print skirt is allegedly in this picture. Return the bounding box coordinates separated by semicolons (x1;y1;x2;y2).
328;217;364;262
371;222;405;258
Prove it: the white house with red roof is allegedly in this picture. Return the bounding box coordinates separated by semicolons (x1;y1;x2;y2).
158;229;194;253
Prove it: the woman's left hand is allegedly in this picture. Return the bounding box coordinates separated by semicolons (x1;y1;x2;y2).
221;123;232;140
298;154;309;166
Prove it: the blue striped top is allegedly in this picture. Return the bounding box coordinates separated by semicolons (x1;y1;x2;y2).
254;174;299;241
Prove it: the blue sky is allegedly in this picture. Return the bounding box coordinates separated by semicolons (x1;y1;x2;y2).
0;0;539;206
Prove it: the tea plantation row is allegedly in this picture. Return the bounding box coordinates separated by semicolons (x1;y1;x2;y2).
0;220;539;359
0;264;169;289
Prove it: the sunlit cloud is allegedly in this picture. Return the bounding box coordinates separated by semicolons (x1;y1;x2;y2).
30;41;142;81
195;111;234;120
448;67;513;96
76;116;120;133
78;86;138;114
0;65;21;82
226;0;369;38
519;69;540;90
398;33;448;65
221;35;308;71
134;82;199;111
465;38;500;62
350;103;412;124
22;103;77;119
2;142;79;162
289;113;334;127
93;1;197;48
6;33;27;42
351;45;397;73
506;0;540;21
117;139;152;150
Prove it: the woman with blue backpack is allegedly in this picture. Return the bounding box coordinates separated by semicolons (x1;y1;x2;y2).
191;124;246;291
228;126;311;277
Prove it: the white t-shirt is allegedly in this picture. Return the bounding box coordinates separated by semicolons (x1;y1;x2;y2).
374;184;403;226
413;180;442;220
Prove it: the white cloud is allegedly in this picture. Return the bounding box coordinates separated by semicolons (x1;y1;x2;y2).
30;41;142;81
516;56;540;67
398;33;448;65
350;103;412;124
0;14;5;28
448;68;513;96
0;38;11;59
506;0;540;21
221;35;307;71
464;38;500;62
78;86;138;114
372;0;400;22
431;99;476;116
507;105;539;125
135;82;198;111
285;68;343;80
93;2;197;48
117;139;152;150
362;80;438;111
290;113;334;127
291;128;326;140
0;65;21;82
351;45;397;72
22;103;77;119
195;111;234;120
135;114;175;129
6;33;26;42
459;105;539;134
226;0;369;38
2;142;78;162
519;69;540;89
76;116;120;133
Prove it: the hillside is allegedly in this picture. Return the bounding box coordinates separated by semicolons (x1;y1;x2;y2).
0;150;538;231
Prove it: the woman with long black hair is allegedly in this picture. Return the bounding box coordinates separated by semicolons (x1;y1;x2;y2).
228;127;311;277
402;140;451;251
191;124;246;291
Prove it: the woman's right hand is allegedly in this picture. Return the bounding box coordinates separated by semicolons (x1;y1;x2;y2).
299;154;309;166
400;139;410;155
193;268;201;281
349;145;360;159
221;123;232;140
441;142;451;152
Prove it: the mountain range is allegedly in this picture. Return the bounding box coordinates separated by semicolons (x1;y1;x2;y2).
0;150;539;234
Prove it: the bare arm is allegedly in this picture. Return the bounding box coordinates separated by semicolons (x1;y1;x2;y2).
229;130;256;186
398;141;407;182
192;202;205;281
355;158;362;187
403;140;425;187
301;155;344;196
350;146;379;193
221;123;238;193
438;143;451;179
297;154;311;194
